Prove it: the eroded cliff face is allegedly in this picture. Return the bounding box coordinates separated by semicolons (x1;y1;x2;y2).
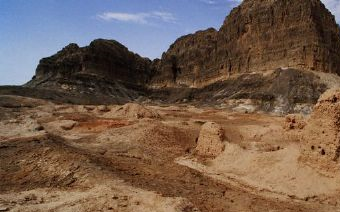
33;39;153;85
151;0;340;88
26;39;154;102
21;0;340;111
151;28;219;88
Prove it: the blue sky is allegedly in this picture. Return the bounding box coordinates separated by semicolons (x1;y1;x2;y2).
0;0;339;85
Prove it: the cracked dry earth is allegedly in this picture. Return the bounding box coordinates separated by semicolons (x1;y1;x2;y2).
1;95;340;212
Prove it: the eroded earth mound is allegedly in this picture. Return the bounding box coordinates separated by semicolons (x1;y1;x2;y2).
285;89;340;173
105;103;161;119
195;122;225;157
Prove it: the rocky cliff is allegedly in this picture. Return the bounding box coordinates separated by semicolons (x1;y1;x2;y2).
151;0;340;88
18;0;340;112
25;39;154;103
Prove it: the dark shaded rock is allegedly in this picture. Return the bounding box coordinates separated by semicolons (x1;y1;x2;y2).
151;28;218;87
26;39;154;101
33;39;153;85
149;68;328;113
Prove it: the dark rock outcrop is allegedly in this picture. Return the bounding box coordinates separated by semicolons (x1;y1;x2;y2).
26;39;154;102
151;28;219;87
151;0;340;88
33;39;153;85
149;68;329;114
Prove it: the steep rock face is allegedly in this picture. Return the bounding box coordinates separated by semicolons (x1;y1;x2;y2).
32;39;153;85
151;28;219;87
151;0;340;88
26;39;154;101
19;0;340;112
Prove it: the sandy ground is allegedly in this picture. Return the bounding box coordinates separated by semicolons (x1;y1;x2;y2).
1;95;340;212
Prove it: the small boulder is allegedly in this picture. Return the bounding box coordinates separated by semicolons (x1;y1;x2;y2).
34;125;45;131
97;105;111;112
24;193;37;202
84;105;96;111
195;122;225;157
59;120;78;131
0;207;9;212
108;103;160;119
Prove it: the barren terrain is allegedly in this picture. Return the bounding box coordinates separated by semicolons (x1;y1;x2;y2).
1;94;340;212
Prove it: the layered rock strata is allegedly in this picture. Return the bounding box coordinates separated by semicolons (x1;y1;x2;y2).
151;0;340;88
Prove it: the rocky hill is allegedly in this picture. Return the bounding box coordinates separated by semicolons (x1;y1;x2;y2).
3;0;339;113
25;39;154;103
151;0;340;88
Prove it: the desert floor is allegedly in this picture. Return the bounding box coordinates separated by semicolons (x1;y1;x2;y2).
1;95;340;212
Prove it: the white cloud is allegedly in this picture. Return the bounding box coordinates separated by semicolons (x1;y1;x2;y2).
97;1;340;25
151;11;177;23
98;11;176;24
199;0;217;4
321;0;340;22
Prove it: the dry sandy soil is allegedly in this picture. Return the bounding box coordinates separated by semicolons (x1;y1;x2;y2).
1;94;340;212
